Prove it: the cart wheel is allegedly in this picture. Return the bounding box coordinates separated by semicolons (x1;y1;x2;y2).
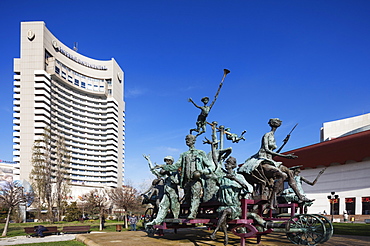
303;204;308;214
286;214;326;245
313;214;333;243
145;225;156;236
144;207;157;224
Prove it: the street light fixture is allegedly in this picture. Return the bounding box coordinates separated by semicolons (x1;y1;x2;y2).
327;191;339;222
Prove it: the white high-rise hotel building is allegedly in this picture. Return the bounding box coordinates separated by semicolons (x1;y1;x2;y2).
13;21;125;196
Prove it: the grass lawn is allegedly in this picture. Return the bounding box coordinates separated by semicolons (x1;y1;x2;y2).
0;220;143;238
332;222;370;237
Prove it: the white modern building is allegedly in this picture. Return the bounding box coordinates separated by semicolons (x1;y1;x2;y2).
278;113;370;221
13;21;125;198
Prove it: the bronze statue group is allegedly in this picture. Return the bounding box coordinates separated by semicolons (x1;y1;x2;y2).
141;70;326;245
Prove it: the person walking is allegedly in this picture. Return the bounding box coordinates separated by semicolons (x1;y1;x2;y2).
129;214;138;231
343;210;349;222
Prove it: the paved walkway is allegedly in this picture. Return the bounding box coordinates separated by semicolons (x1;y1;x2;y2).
74;229;370;246
0;233;76;245
1;229;369;245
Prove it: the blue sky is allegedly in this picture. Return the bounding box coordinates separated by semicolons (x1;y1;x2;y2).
1;1;370;190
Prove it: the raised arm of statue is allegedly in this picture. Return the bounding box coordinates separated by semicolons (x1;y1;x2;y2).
300;176;315;186
311;167;327;185
143;154;153;168
188;98;201;109
300;167;326;186
143;154;161;178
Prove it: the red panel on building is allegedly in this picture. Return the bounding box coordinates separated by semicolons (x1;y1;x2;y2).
275;129;370;169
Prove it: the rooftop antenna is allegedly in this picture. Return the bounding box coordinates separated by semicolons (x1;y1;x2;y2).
73;42;78;52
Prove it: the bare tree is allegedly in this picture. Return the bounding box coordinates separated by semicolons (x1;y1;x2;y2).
108;185;143;228
82;189;110;230
0;181;33;236
30;128;53;221
54;133;71;221
30;127;70;222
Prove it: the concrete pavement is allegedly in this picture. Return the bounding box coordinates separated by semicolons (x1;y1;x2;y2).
75;228;370;246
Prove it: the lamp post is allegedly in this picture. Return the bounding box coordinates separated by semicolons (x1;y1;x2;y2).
327;191;339;222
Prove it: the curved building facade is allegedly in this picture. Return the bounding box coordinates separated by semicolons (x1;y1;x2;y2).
13;21;125;195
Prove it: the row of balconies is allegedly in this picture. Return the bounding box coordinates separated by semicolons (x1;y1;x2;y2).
54;110;110;131
13;103;118;137
70;179;117;187
66;134;118;145
14;75;21;83
70;169;118;178
34;70;51;79
34;80;51;91
58;121;107;137
13;125;20;131
65;134;118;147
54;84;107;108
69;149;119;159
70;164;118;172
53;93;108;119
58;117;119;136
54;99;99;119
70;164;118;174
35;131;119;153
14;87;20;94
34;108;50;117
13;150;20;157
54;112;107;132
69;174;118;183
53;88;109;112
50;156;118;169
59;126;118;144
71;166;118;174
69;155;118;164
66;139;118;152
54;103;117;128
35;96;51;105
70;159;118;168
